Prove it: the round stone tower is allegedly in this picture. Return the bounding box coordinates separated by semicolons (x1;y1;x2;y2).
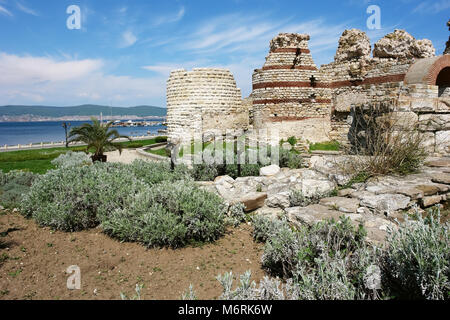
251;33;332;142
166;68;247;144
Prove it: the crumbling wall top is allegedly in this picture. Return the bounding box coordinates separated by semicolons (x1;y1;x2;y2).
373;29;435;60
334;29;371;62
270;33;311;51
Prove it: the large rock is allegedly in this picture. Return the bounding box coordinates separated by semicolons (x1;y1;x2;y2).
286;204;344;227
235;192;268;212
418;114;450;131
309;156;352;186
260;165;281;177
373;30;435;59
335;29;371;62
214;175;236;200
359;193;411;213
432;174;450;185
435;131;450;155
364;217;397;244
425;158;450;168
253;206;284;219
416;184;441;196
266;191;290;209
319;197;361;213
421;195;443;208
300;178;336;198
397;187;424;200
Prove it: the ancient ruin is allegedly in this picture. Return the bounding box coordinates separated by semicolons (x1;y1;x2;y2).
166;68;248;144
166;28;450;156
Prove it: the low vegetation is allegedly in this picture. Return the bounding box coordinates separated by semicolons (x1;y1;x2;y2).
19;155;226;248
184;207;449;300
309;140;340;152
0;137;166;174
0;170;36;209
191;146;302;181
346;106;427;179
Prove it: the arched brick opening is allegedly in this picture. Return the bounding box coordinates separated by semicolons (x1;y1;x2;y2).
436;66;450;97
404;55;450;95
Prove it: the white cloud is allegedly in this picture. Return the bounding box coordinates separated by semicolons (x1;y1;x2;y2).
0;52;166;106
0;53;103;85
0;5;12;16
413;0;450;13
153;6;185;26
16;1;38;16
119;30;138;48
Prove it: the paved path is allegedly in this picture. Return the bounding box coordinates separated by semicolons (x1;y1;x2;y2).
105;149;152;164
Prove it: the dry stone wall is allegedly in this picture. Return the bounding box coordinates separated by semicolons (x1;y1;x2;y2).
166;68;247;144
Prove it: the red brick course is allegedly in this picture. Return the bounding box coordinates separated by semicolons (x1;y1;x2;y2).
267;116;324;122
262;65;318;71
270;48;310;53
252;73;406;90
253;98;331;105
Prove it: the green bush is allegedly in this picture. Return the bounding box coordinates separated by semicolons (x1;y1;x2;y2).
129;160;191;185
279;148;303;169
381;208;449;300
123;142;144;149
252;216;287;243
51;151;91;169
20;163;148;231
190;147;300;181
0;171;36;209
101;180;226;248
258;216;376;299
289;189;325;207
155;136;168;143
226;202;246;227
192;163;219;181
287;136;297;146
20;161;226;248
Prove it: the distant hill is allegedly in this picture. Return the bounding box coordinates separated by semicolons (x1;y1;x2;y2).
0;105;167;118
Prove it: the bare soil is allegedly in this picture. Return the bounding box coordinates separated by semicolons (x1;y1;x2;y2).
0;212;265;300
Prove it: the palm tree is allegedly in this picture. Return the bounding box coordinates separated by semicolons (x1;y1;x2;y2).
68;117;131;162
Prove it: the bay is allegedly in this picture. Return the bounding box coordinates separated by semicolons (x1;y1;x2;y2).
0;120;166;146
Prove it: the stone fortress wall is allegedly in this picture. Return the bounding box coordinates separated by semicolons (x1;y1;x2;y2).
250;29;450;155
166;27;450;156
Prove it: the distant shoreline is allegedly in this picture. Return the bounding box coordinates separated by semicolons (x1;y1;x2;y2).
0;115;166;123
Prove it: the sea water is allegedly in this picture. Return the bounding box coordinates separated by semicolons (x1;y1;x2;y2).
0;120;166;146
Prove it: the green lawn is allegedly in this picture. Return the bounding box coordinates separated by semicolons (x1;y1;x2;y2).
0;138;164;174
146;147;170;157
309;140;341;152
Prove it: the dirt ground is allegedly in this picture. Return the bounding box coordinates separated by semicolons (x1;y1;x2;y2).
0;211;265;300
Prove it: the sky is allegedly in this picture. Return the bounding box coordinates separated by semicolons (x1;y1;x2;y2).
0;0;448;108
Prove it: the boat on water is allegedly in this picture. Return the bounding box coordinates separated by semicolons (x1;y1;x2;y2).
111;120;163;127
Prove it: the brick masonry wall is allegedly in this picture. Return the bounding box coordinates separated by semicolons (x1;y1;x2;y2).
251;34;333;142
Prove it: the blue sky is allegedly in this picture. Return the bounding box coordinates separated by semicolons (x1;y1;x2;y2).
0;0;448;107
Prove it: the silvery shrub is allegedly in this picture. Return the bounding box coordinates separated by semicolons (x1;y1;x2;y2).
380;208;449;300
51;151;91;169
